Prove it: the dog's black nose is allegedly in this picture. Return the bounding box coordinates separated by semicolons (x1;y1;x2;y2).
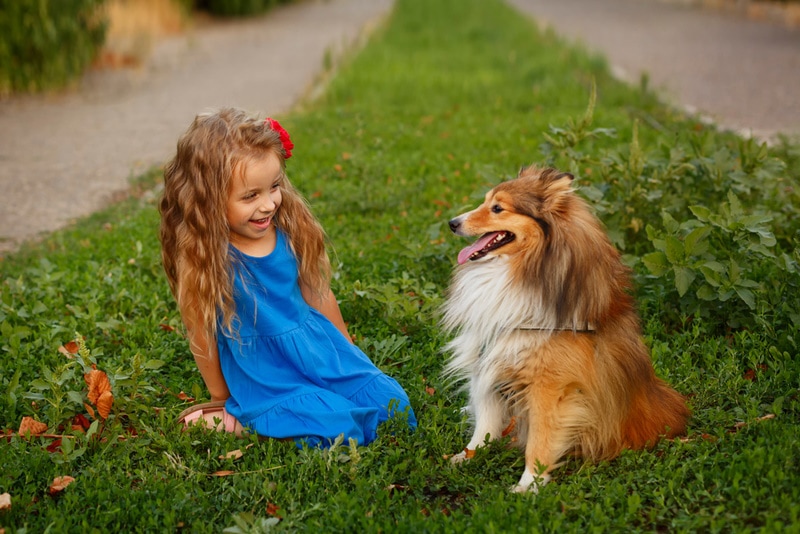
448;219;460;233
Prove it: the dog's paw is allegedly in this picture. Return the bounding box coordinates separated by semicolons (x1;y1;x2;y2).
449;447;475;464
511;471;551;494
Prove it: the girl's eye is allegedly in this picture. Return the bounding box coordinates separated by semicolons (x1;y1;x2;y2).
243;192;257;200
491;204;503;214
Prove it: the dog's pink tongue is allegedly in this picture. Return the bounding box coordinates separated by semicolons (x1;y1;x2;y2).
457;232;499;265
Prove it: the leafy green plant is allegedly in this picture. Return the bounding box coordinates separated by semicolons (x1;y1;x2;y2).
0;0;107;94
642;192;790;327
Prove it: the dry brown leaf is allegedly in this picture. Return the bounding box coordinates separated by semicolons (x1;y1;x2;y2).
0;492;10;511
18;416;47;437
85;369;111;404
49;476;75;495
58;342;78;359
220;449;244;460
501;416;517;437
84;403;96;420
96;390;113;419
73;414;91;431
218;443;253;460
211;470;235;477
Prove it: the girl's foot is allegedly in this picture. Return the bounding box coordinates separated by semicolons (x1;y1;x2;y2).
178;401;246;437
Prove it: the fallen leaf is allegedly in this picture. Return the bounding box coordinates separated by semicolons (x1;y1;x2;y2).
501;417;517;437
729;413;776;433
220;449;244;460
219;443;254;460
85;369;111;404
211;470;235;477
177;391;194;402
0;492;10;511
158;323;175;332
266;502;281;516
96;390;113;419
84;403;96;420
425;386;436;396
73;413;91;431
58;341;79;358
46;439;63;453
743;364;768;381
18;417;47;437
49;476;75;495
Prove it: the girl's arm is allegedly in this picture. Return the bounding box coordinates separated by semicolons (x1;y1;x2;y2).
183;310;231;401
301;284;352;342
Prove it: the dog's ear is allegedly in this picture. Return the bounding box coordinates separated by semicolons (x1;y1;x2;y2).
537;169;575;217
538;168;573;184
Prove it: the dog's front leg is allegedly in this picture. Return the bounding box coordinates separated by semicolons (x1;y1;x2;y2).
450;371;505;464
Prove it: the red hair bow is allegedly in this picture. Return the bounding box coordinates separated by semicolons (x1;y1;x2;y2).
266;117;294;159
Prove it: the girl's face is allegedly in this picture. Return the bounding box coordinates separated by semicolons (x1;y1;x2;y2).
226;152;283;256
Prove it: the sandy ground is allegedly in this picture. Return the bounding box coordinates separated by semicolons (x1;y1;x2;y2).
1;0;798;254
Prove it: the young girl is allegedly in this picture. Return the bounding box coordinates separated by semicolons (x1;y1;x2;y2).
160;108;416;447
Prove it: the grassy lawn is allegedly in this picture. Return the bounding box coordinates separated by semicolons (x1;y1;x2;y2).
2;0;799;531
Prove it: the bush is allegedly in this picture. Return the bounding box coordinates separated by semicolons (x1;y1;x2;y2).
0;0;107;94
195;0;281;17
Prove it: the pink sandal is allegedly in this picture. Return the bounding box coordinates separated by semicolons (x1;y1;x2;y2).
177;400;238;433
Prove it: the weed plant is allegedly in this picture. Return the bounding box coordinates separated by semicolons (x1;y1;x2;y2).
2;0;799;531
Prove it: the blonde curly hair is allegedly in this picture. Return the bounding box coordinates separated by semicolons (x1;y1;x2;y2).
159;107;331;337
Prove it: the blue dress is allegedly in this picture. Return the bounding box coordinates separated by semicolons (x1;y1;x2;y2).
217;230;416;447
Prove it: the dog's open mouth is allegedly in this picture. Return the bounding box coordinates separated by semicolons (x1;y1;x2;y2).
457;231;515;265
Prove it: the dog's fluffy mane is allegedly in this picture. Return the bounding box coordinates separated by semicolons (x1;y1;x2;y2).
443;167;632;336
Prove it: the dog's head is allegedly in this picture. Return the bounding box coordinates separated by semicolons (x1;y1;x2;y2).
449;166;574;265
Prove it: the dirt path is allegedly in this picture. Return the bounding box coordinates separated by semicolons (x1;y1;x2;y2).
0;0;392;254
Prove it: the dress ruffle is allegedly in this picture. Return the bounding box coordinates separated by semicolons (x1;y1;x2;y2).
232;374;415;447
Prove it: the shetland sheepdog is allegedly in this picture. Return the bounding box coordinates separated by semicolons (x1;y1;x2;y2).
443;166;689;493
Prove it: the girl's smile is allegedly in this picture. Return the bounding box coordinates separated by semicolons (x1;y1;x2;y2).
227;153;283;256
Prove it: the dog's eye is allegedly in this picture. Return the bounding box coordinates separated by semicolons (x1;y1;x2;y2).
491;204;503;214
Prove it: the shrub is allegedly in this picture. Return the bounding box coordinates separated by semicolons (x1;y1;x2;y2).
194;0;280;17
0;0;107;94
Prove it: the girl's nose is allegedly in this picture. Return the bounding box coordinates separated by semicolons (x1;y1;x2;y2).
260;197;275;213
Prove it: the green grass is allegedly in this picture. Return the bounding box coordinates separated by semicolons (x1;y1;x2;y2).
2;0;799;531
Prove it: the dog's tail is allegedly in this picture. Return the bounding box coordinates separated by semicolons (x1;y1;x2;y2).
622;377;690;450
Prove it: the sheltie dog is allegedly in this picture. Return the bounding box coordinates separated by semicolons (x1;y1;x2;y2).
443;166;689;493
